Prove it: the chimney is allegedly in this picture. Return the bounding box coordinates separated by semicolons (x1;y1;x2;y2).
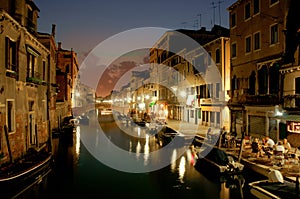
58;42;62;50
51;24;56;37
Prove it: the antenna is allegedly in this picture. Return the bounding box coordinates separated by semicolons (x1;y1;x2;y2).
217;0;224;26
211;1;217;26
193;20;198;30
197;14;202;29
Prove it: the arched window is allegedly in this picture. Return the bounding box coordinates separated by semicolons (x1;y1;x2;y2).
269;64;280;94
249;71;256;95
258;66;267;94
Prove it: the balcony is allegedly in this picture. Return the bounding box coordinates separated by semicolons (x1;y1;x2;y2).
229;89;280;105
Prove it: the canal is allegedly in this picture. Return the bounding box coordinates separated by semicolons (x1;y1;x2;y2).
16;119;264;199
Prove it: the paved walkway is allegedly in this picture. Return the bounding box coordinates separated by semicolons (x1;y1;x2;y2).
166;119;300;185
166;119;220;137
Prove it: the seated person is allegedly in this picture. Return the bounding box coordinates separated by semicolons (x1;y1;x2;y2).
283;138;291;153
251;138;264;158
274;141;285;156
264;136;275;152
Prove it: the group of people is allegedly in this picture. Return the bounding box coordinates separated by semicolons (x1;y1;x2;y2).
251;136;292;158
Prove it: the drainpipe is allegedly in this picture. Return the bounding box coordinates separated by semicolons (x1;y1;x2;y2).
47;54;52;153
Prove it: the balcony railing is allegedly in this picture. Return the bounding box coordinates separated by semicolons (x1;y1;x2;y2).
229;89;280;105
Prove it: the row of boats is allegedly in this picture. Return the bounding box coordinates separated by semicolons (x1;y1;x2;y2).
149;121;300;199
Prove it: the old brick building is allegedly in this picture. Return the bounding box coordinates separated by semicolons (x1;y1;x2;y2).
0;0;53;164
56;42;79;126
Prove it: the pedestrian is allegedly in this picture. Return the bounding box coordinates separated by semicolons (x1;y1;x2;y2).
206;128;212;142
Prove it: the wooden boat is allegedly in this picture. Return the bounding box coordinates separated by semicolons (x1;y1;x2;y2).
194;146;244;175
249;170;300;199
155;126;185;147
0;150;53;198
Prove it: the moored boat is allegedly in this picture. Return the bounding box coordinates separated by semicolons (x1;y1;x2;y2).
195;146;244;175
249;169;300;199
0;150;53;198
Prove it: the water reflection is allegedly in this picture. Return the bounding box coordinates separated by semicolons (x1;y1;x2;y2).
17;121;263;199
171;149;177;172
75;126;80;156
136;141;141;159
144;134;150;165
178;156;186;183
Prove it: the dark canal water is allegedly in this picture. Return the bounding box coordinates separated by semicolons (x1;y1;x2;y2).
15;119;264;199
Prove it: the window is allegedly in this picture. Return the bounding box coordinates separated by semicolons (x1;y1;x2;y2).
246;36;252;53
27;52;36;78
194;55;205;73
190;110;194;118
254;32;261;50
42;61;46;81
245;2;251;20
270;0;279;6
5;37;17;72
254;0;260;15
6;100;15;133
200;85;206;98
216;83;220;99
231;13;236;28
216;112;220;124
207;52;212;65
215;49;220;63
207;84;213;98
210;112;215;123
270;24;279;44
231;43;237;58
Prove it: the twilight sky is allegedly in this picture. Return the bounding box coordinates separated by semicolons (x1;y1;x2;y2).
35;0;236;97
36;0;236;62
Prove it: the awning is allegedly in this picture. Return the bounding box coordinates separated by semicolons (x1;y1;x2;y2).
149;101;156;107
274;115;300;122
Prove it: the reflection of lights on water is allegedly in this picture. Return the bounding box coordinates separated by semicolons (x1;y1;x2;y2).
138;127;141;137
178;156;186;183
129;140;132;152
171;149;177;172
136;141;141;158
144;134;150;165
75;126;80;156
220;182;230;199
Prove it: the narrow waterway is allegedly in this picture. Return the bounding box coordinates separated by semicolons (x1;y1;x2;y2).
16;120;264;199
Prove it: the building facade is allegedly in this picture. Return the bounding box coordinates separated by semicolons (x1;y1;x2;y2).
56;42;79;128
227;0;291;140
0;0;52;164
149;26;231;129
